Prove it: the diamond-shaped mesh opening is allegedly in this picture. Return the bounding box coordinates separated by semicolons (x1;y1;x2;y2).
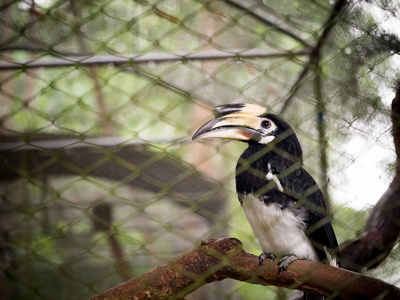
1;0;400;299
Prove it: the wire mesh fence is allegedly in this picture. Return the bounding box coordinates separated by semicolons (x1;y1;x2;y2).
1;0;400;299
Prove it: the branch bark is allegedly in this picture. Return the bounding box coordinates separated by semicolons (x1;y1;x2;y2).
89;238;400;300
341;85;400;272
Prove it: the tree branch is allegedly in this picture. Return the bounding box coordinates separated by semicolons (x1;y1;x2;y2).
89;238;400;300
341;85;400;272
0;49;307;70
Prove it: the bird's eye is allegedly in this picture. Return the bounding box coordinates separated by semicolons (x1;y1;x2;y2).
261;120;271;129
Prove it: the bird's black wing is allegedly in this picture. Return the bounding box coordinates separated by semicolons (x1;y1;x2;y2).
269;157;340;263
303;189;340;264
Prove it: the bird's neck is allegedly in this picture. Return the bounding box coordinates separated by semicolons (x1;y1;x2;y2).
242;134;303;166
271;131;303;158
235;137;303;196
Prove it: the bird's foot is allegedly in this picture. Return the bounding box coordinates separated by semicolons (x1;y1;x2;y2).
278;254;298;273
259;252;276;265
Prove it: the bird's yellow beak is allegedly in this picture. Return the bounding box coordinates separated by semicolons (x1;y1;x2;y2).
192;103;268;142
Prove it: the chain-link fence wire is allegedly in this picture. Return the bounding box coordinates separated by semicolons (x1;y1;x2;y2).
1;0;400;299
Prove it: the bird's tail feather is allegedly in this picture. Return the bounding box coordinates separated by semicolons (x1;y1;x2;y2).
324;246;338;267
304;293;324;300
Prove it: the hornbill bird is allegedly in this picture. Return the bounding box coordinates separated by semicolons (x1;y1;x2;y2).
192;103;340;300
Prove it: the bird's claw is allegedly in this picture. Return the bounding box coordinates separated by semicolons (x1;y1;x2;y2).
278;254;298;273
259;252;276;265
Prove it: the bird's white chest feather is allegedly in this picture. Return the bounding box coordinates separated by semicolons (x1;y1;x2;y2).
241;193;318;262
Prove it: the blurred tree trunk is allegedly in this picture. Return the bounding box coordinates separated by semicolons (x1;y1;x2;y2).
91;203;132;281
0;0;13;133
341;85;400;272
189;11;224;180
0;2;13;298
69;0;114;136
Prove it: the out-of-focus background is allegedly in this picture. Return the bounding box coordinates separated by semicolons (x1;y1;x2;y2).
1;0;399;299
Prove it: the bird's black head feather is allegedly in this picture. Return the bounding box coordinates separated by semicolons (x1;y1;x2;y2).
251;113;303;159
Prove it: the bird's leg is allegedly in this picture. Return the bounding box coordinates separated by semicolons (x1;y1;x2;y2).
259;252;276;265
278;254;298;273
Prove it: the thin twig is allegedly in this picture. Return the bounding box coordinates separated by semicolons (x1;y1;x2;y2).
223;0;309;47
280;0;348;114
